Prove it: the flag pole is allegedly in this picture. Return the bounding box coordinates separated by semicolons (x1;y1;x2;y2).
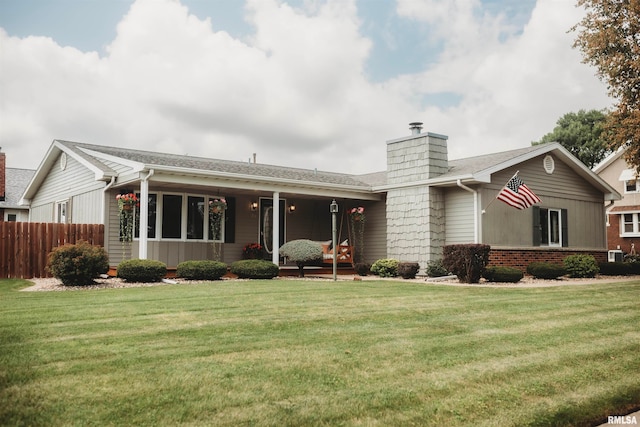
481;170;519;214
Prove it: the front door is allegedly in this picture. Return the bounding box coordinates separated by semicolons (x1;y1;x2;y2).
259;198;285;255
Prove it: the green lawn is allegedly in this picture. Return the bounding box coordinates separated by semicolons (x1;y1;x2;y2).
1;278;639;426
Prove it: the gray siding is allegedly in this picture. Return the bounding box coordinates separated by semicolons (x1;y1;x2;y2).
30;153;105;223
482;154;606;249
445;188;475;244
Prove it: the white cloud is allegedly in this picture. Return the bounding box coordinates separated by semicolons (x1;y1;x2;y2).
0;0;611;175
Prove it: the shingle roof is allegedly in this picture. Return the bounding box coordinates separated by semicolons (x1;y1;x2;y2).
59;140;373;188
1;168;35;208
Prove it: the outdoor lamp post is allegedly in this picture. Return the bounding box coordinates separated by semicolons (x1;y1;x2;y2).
330;199;339;281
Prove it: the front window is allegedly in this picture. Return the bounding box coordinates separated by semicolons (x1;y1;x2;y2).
134;194;157;239
187;196;205;239
130;192;228;241
621;213;640;236
162;194;183;239
540;208;561;247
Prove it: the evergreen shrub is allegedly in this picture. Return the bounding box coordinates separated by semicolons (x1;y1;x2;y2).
563;254;599;278
176;260;228;280
482;266;523;283
442;244;490;283
397;262;420;279
230;259;279;279
598;262;632;276
425;259;450;277
370;258;399;278
117;259;167;283
526;262;566;279
354;262;371;276
47;240;109;286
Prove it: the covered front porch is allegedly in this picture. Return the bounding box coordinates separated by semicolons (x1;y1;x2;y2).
108;174;385;269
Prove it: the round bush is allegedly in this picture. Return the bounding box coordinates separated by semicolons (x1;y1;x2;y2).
370;258;399;278
425;259;450;278
482;266;523;283
279;240;323;277
563;254;599;278
526;262;566;279
398;262;420;279
117;259;167;283
176;260;228;280
354;262;371;276
47;241;109;286
230;259;279;279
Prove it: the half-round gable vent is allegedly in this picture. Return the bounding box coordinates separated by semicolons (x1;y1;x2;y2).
543;155;555;174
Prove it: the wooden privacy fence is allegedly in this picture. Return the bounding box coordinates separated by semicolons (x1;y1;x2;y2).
0;222;105;279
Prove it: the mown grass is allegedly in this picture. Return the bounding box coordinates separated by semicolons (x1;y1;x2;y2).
1;278;639;426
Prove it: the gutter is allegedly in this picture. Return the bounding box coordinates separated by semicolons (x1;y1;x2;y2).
101;176;116;224
456;179;480;243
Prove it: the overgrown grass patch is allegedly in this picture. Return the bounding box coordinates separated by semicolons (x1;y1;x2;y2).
1;278;639;426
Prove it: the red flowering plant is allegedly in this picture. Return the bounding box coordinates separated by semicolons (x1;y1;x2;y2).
349;206;365;222
116;193;139;244
242;243;265;259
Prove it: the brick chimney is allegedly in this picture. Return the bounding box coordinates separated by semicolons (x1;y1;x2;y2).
0;148;5;202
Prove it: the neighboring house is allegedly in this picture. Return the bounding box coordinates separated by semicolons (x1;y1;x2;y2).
0;150;35;222
20;124;620;272
594;146;640;258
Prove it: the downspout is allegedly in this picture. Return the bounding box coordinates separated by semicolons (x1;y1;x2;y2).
139;169;155;260
604;199;615;227
101;176;116;225
457;179;479;243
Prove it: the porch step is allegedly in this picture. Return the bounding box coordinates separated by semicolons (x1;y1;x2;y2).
108;265;355;279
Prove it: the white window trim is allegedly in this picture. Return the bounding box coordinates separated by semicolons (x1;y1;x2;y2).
620;212;640;237
55;199;69;224
134;191;226;242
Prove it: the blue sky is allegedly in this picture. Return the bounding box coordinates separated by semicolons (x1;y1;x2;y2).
0;0;610;173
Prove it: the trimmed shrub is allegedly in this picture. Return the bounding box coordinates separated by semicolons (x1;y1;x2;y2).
354;262;371;276
442;244;490;284
279;239;323;277
526;262;566;279
425;259;450;278
176;260;228;280
370;258;399;278
398;262;420;279
598;262;633;276
117;259;167;283
230;259;279;279
563;254;599;278
47;240;109;286
482;266;523;283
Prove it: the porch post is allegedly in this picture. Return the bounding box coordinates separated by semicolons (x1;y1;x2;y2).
138;176;149;259
272;191;280;265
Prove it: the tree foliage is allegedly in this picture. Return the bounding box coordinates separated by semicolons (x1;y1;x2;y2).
572;0;640;171
532;109;609;168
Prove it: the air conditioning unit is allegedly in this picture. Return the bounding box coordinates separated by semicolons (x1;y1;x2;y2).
608;250;623;262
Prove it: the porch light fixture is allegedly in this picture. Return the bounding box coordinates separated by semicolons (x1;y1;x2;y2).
250;201;258;211
288;204;296;213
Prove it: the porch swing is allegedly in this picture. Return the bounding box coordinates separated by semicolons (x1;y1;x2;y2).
319;209;354;265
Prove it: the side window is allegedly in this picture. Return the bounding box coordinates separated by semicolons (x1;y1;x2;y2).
533;207;568;247
625;179;639;193
620;213;640;236
55;200;68;223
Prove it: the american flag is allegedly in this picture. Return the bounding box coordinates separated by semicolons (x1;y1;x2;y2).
497;175;541;210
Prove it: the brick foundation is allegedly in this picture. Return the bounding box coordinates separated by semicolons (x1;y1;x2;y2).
489;248;607;272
